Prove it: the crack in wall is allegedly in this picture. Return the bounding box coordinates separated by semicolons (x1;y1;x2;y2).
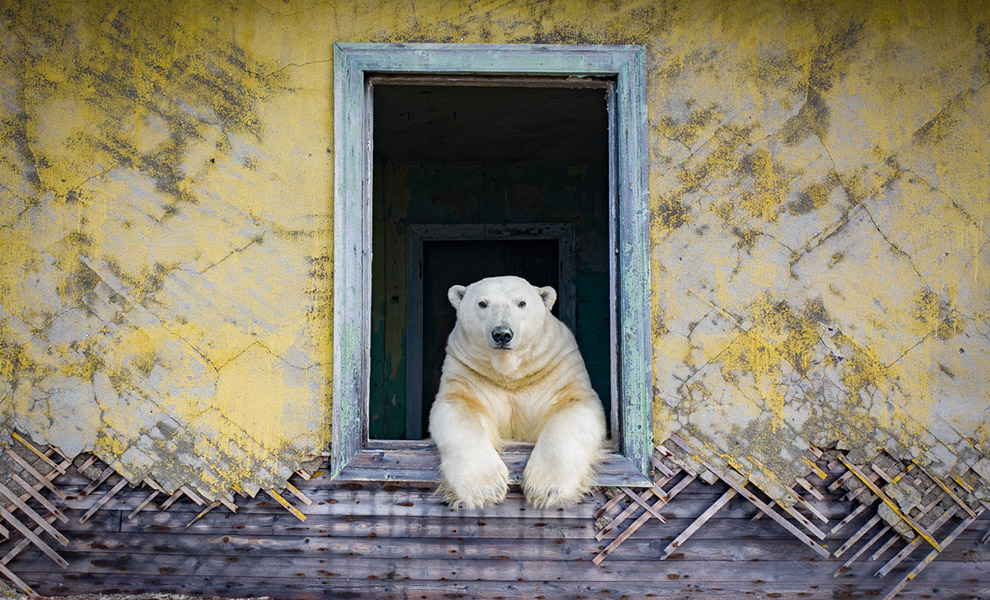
194;232;266;276
860;202;930;286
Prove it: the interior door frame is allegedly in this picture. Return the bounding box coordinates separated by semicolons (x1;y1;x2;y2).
405;223;576;439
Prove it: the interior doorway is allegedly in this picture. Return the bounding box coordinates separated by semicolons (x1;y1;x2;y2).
369;79;611;440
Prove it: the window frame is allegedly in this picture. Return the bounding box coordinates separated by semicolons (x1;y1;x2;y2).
332;43;652;486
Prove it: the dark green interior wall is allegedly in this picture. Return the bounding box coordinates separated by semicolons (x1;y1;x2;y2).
370;159;610;440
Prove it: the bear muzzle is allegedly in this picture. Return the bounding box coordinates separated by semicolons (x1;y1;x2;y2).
489;326;514;349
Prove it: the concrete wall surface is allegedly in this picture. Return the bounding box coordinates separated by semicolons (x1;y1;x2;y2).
0;0;987;508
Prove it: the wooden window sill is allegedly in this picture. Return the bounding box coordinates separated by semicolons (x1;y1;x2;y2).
335;441;653;487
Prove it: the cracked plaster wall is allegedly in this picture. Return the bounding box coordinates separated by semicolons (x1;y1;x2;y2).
0;0;988;505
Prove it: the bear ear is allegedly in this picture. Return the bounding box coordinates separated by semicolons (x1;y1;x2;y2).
448;285;467;309
538;286;557;310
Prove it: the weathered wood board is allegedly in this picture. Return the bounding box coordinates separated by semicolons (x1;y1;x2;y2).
9;472;990;599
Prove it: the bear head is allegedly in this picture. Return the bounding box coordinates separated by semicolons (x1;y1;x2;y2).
447;276;557;352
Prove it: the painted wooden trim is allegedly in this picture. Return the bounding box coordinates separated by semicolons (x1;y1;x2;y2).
332;43;652;484
338;43;647;76
614;46;653;477
332;43;369;479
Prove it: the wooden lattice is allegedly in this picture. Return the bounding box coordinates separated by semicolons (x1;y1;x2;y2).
594;434;829;564
827;449;987;600
594;435;989;600
3;428;987;598
0;431;314;595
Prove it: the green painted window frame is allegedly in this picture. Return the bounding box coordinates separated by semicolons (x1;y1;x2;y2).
332;43;652;486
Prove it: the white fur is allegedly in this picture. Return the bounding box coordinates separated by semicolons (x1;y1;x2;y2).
429;276;606;509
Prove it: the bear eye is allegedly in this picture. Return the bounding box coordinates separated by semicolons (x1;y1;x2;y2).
518;301;526;308
478;301;487;309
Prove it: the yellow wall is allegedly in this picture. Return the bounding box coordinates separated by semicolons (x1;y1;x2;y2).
0;0;987;503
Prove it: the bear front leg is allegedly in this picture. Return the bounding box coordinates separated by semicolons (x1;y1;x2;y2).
430;396;509;509
523;399;606;508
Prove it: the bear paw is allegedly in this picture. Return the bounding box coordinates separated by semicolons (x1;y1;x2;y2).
522;465;589;509
439;452;509;509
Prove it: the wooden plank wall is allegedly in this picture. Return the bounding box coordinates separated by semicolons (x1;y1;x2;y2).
7;466;990;599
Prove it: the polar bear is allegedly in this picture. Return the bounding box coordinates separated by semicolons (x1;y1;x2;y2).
429;275;607;509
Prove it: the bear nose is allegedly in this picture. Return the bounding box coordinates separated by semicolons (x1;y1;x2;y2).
491;326;513;346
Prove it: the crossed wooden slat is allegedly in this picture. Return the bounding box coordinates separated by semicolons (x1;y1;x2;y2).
594;438;989;600
594;434;832;565
827;450;987;600
0;432;317;594
0;438;72;595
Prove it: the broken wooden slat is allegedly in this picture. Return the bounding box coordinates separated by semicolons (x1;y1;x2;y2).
870;532;902;561
871;462;894;483
0;481;69;545
844;468;883;503
11;432;65;475
0;504;68;568
594;468;698;560
596;487;659;541
285;482;313;506
78;466;116;499
801;456;828;481
831;503;868;535
888;463;916;485
619;486;666;523
875;506;958;577
911;461;977;518
596;477;692;542
659;488;736;561
592;494;667;565
127;490;160;520
10;473;67;523
158;490;186;511
879;509;984;600
828;470;855;493
654;444;699;478
835;524;891;576
3;448;66;500
795;476;824;501
179;486;206;506
834;515;881;558
837;455;940;551
593;489;629;520
141;477;166;493
76;455;99;473
219;497;239;513
266;489;307;522
0;561;35;596
186;501;222;528
650;451;676;478
668;436;829;558
80;478;129;524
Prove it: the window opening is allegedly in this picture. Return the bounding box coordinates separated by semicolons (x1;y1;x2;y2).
370;81;611;441
332;44;651;485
